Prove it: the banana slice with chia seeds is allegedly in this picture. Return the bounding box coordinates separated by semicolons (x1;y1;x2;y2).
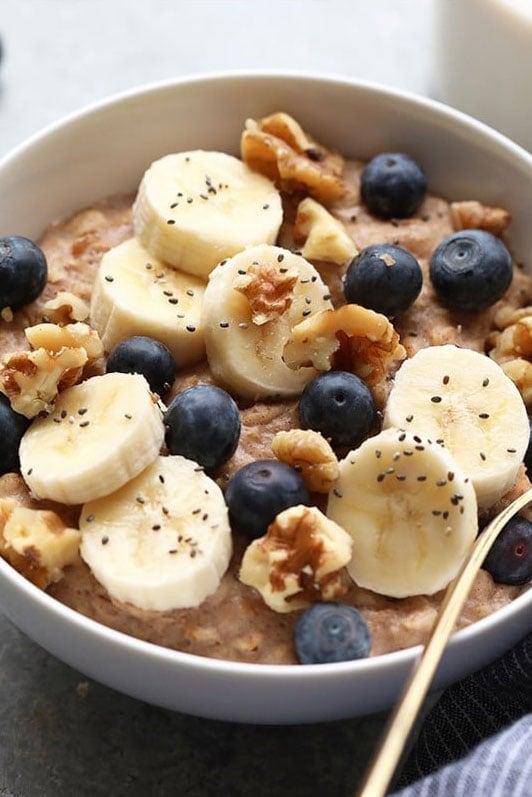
80;455;232;611
90;237;205;366
19;372;164;505
383;344;529;509
201;244;333;400
133;150;283;279
327;427;478;598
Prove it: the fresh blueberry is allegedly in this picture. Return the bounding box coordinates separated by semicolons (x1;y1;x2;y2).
524;417;532;475
294;602;371;664
164;384;240;470
429;229;512;312
299;371;376;449
0;394;31;476
360;153;427;219
343;243;422;316
0;236;48;311
224;459;310;539
482;515;532;585
106;336;176;397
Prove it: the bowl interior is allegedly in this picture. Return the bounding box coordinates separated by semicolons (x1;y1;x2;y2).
0;72;531;723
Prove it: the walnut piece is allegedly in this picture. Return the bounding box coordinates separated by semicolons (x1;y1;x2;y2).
25;322;103;360
271;429;339;493
239;505;352;613
451;200;511;236
283;304;406;397
42;291;90;324
488;306;532;405
233;261;298;325
0;322;103;418
241;112;346;205
293;197;357;265
0;501;80;589
0;347;87;418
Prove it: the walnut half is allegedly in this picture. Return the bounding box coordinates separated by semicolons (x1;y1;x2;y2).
241;112;346;205
239;504;353;613
271;429;339;493
283;304;406;403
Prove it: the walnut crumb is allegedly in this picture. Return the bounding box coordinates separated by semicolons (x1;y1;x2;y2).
233;261;298;325
293;197;357;265
451;200;510;236
488;307;532;405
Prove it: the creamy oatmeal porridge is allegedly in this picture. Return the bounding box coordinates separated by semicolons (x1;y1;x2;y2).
0;112;530;665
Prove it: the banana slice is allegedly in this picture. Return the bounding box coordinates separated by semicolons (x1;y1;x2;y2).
133;150;283;279
19;373;164;505
383;344;529;508
79;455;232;611
327;427;478;598
202;244;333;399
90;237;205;366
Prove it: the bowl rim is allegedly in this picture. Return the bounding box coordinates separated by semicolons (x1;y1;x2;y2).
2;68;532;169
0;68;531;690
1;549;530;680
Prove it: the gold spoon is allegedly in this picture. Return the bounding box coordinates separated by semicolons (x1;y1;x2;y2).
356;486;532;797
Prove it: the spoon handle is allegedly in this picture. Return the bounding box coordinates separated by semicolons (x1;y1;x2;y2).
356;486;532;797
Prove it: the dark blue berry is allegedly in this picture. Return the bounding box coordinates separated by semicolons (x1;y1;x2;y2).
0;394;31;476
0;236;48;311
164;384;240;470
344;243;422;316
106;336;176;397
429;229;512;312
294;602;371;664
483;515;532;585
360;153;427;219
224;459;310;539
299;371;376;449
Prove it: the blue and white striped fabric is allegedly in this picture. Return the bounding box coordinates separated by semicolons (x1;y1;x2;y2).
391;632;532;796
392;715;532;796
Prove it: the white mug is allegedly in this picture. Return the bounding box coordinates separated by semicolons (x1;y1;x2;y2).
434;0;532;151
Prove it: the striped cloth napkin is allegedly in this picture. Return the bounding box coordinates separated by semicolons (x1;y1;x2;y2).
391;631;532;796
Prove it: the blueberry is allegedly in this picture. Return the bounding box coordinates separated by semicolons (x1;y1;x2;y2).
0;394;31;476
299;371;376;449
482;515;532;585
344;243;422;316
164;384;240;470
106;336;176;397
224;459;310;539
360;153;427;219
0;236;48;311
294;602;371;664
429;229;512;312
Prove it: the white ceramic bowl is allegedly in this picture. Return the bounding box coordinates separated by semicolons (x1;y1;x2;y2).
1;72;531;724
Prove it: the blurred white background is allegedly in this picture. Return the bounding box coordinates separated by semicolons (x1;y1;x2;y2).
1;0;436;156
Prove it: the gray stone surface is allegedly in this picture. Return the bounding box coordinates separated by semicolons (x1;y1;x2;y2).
0;2;435;795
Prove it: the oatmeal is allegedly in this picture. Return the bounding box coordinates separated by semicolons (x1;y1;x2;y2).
0;115;531;665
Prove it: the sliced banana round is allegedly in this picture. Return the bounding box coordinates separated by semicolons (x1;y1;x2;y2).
19;373;164;505
383;344;529;509
79;455;232;611
90;237;205;366
133;150;283;279
327;427;478;598
202;244;333;399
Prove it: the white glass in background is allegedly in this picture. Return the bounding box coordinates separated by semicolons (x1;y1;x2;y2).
434;0;532;151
